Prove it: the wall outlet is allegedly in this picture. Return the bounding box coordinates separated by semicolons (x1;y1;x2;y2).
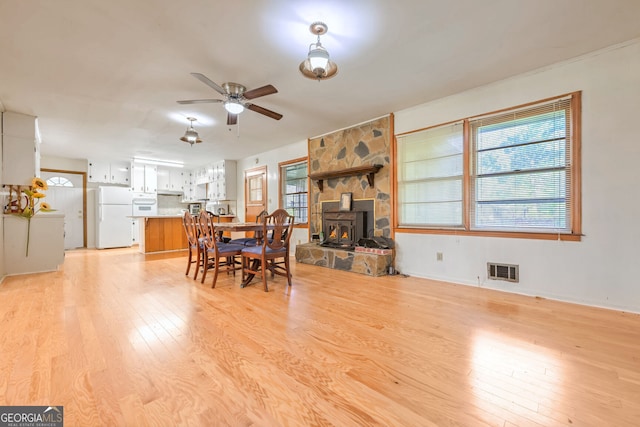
436;252;443;261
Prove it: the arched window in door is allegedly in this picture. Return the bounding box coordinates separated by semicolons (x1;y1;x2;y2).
46;176;74;187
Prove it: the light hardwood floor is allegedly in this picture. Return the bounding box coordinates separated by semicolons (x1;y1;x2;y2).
1;248;639;426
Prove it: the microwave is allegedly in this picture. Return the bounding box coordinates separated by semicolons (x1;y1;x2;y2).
188;203;201;215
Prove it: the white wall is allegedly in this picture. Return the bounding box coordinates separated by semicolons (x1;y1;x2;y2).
40;155;87;172
236;139;309;253
393;39;640;312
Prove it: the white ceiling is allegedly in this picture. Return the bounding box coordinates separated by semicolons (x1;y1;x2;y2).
1;0;640;169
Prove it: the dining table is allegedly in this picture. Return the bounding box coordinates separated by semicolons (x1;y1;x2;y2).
213;222;275;287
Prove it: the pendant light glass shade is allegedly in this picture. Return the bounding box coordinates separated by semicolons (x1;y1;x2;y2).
308;44;330;74
180;117;202;145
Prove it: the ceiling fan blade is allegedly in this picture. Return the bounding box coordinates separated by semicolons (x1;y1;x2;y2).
177;99;223;104
246;103;283;120
190;73;226;95
243;84;278;100
227;113;238;126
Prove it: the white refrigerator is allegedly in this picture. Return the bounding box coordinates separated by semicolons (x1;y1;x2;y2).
96;186;133;249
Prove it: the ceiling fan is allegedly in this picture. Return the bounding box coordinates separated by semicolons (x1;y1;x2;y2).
177;73;283;125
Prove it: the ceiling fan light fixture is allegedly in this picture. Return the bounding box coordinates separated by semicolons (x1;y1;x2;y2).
179;117;202;145
224;100;245;114
299;22;338;81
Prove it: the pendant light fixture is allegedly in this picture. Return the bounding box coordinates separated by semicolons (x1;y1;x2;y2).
179;117;202;145
299;22;338;81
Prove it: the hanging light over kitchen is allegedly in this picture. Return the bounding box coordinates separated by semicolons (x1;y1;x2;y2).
179;117;202;145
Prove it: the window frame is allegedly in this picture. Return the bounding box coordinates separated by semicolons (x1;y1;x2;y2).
278;156;309;227
394;92;582;241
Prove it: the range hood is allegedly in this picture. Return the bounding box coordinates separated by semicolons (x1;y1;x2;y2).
157;189;184;196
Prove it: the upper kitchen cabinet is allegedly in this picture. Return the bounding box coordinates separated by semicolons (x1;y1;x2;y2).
193;164;214;185
157;167;185;193
1;111;40;186
207;160;237;201
183;176;205;202
131;163;157;194
88;160;130;185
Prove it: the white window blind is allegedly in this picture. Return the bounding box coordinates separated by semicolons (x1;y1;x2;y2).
470;98;572;232
397;122;464;227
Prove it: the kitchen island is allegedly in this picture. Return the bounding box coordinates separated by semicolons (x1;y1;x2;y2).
133;214;236;253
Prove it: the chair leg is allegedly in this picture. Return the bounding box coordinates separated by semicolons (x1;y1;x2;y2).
186;249;192;276
193;250;201;281
226;256;236;276
211;256;220;288
201;254;210;284
285;255;292;286
261;255;269;292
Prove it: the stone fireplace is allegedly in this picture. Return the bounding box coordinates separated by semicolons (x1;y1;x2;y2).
296;115;393;276
307;115;393;239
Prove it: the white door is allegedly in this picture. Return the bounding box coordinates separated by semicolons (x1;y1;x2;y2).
41;171;84;249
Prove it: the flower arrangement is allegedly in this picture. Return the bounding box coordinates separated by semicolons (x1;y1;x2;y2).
5;177;55;256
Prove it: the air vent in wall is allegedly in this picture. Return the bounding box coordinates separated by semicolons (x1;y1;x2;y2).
487;263;519;283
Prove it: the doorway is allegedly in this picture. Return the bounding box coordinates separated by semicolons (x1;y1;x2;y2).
40;169;87;249
244;166;267;224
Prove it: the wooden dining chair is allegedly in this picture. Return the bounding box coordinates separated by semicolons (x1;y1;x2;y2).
182;211;202;279
241;209;294;292
198;210;244;288
229;209;269;246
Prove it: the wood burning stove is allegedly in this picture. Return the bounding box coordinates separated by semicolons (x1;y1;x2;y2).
322;211;367;249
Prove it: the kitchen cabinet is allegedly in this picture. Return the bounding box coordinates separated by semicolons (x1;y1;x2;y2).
131;163;157;194
181;171;191;191
88;160;130;185
157;167;185;193
1;111;39;186
207;160;237;201
189;160;236;201
194;165;214;185
181;172;200;202
184;182;205;202
156;167;169;191
132;218;139;244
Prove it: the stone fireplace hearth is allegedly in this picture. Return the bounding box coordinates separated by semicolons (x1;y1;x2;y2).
295;243;392;276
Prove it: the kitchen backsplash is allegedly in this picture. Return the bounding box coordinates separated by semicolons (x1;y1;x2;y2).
157;194;187;215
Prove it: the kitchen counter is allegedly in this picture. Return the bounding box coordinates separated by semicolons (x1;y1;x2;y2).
134;214;237;253
136;216;187;253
